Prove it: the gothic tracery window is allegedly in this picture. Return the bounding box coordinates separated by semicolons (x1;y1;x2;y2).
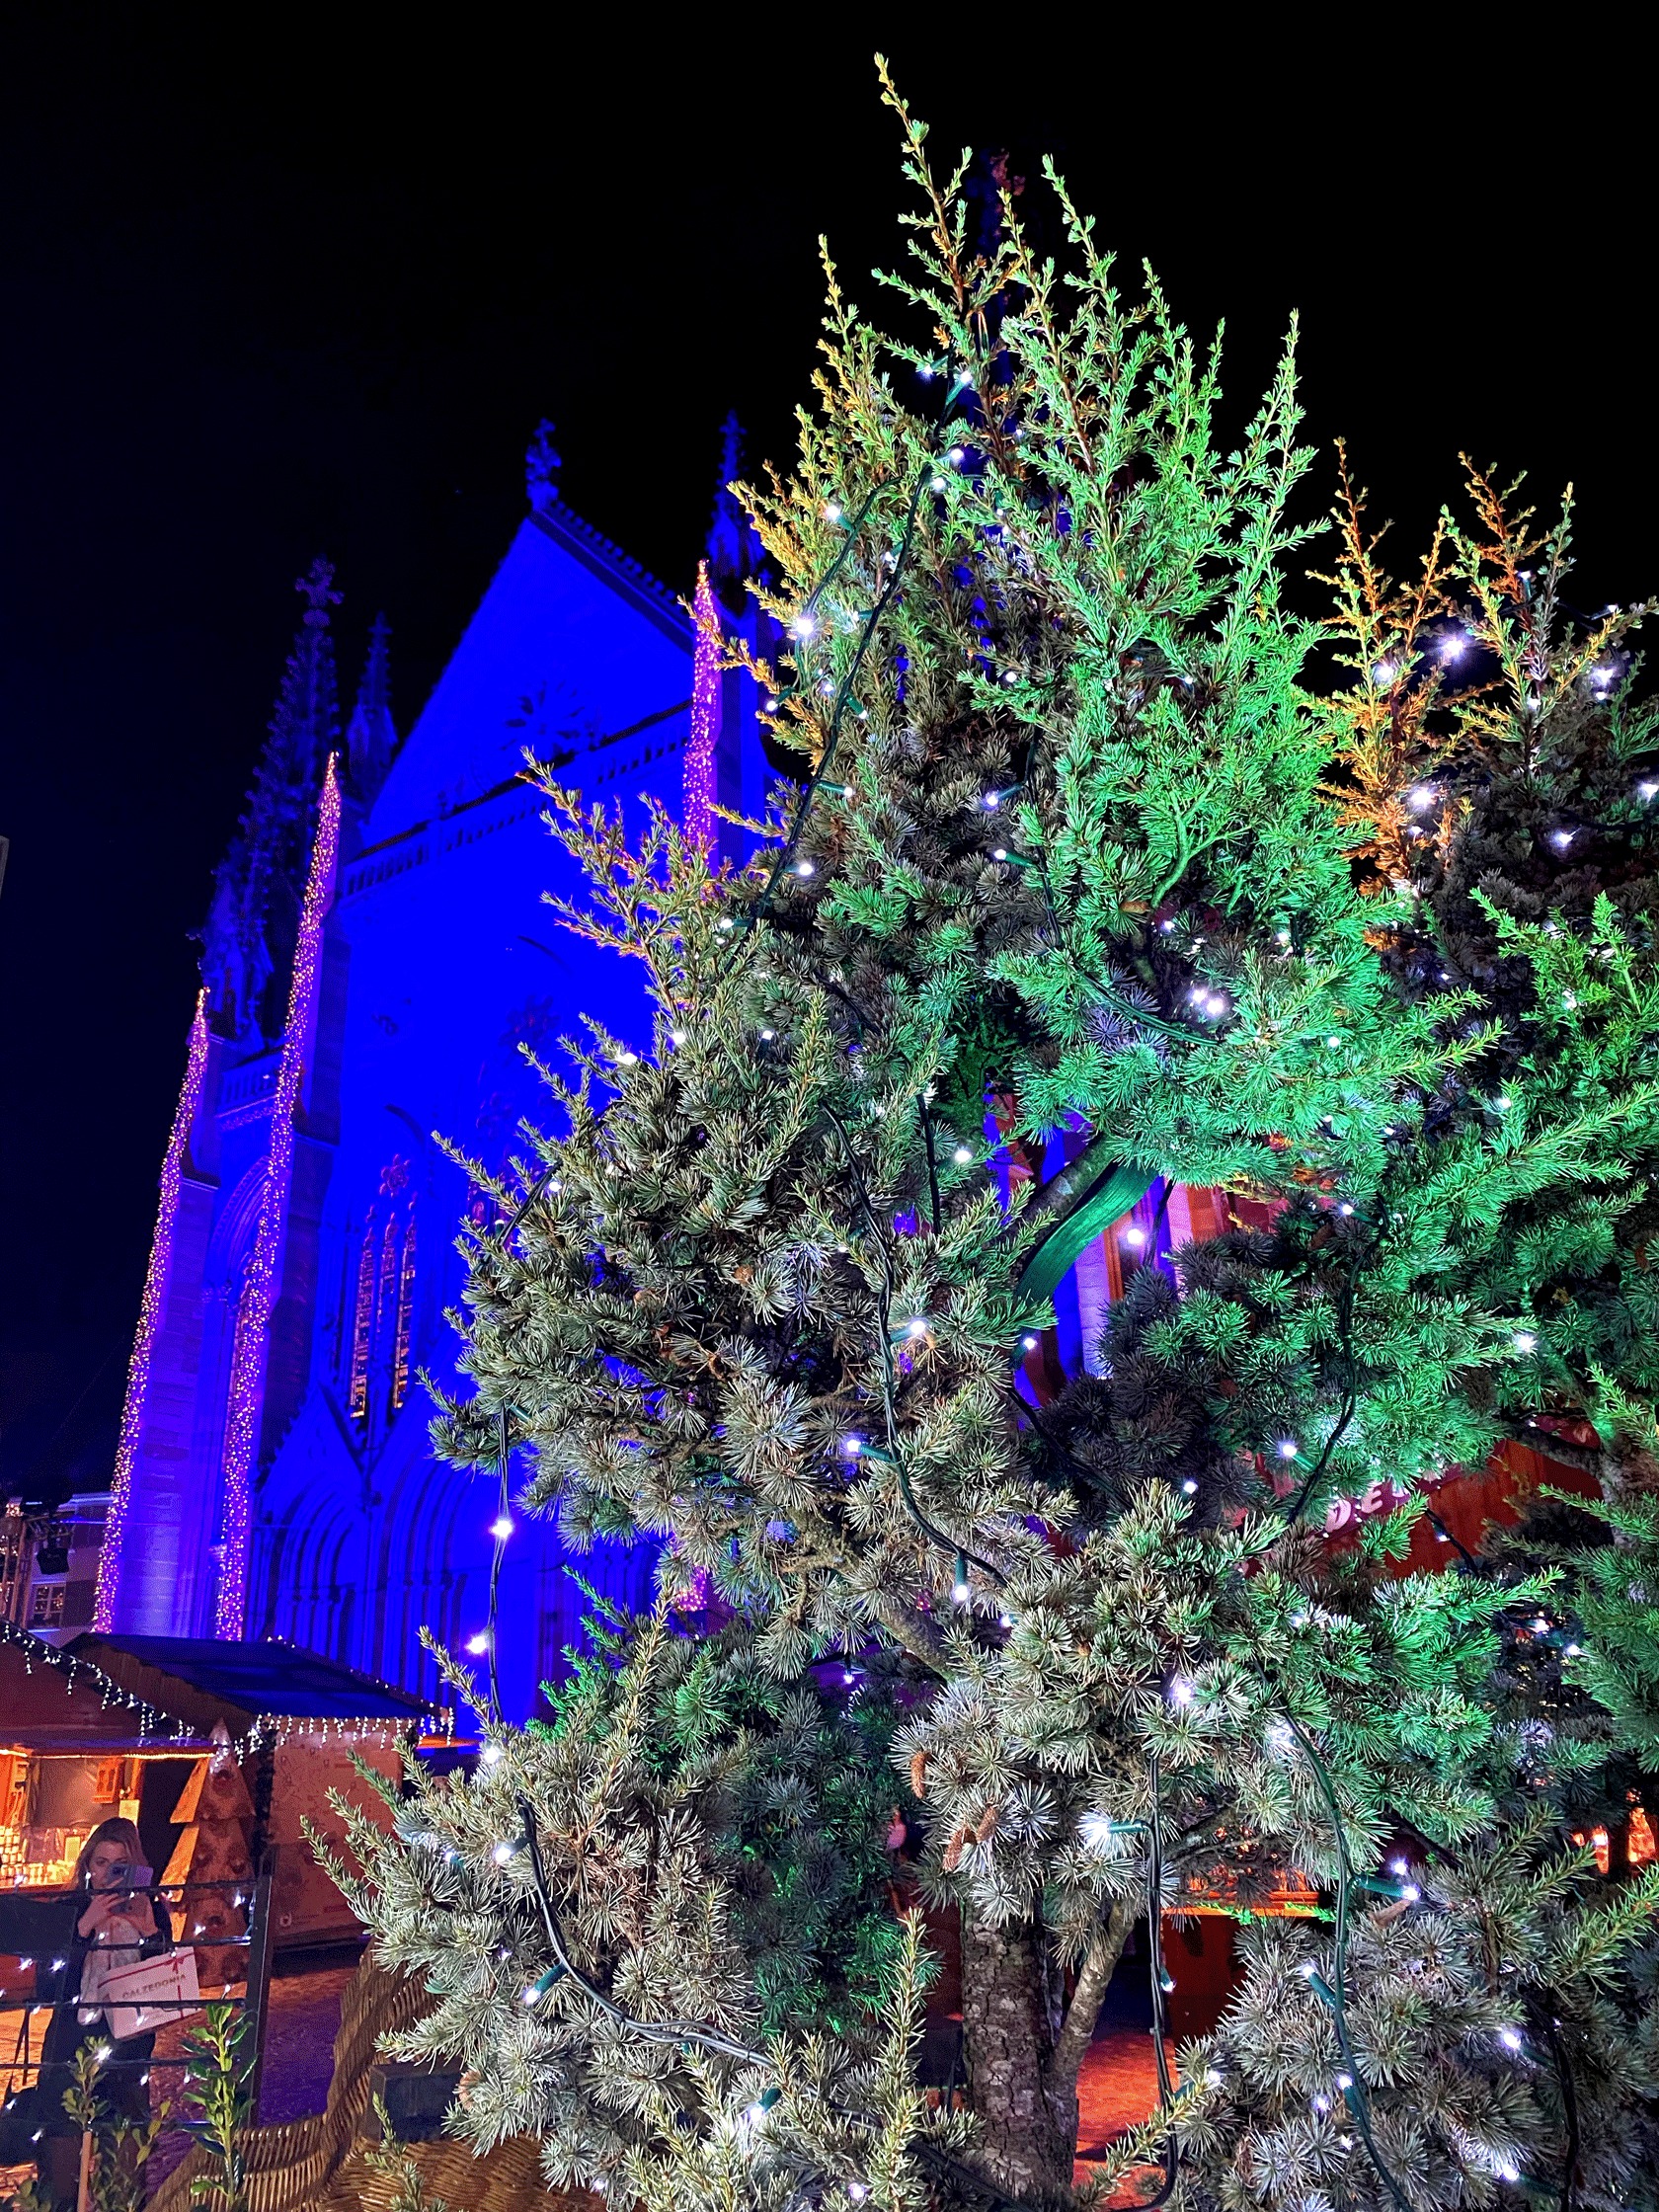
343;1153;417;1433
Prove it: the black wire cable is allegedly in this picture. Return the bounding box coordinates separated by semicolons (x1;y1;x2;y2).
822;1106;1003;1589
515;1795;1051;2212
739;366;979;948
1282;1716;1420;2212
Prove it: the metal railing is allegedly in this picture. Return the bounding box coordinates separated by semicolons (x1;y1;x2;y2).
1;1850;278;2127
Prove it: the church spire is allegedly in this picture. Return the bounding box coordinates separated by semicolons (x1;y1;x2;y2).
525;419;562;515
201;558;342;1045
346;613;397;799
706;413;763;614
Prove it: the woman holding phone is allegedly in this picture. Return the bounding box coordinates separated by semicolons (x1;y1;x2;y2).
35;1817;172;2207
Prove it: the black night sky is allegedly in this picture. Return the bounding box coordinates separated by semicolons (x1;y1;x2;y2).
0;20;1647;1504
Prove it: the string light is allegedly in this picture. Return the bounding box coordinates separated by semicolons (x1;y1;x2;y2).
952;1145;974;1164
215;756;343;1638
466;1631;491;1656
97;991;211;1628
489;1517;514;1540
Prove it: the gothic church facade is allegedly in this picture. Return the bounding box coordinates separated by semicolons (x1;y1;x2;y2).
96;438;771;1717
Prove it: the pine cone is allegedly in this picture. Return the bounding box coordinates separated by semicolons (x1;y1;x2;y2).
908;1751;928;1799
974;1803;999;1845
941;1826;968;1873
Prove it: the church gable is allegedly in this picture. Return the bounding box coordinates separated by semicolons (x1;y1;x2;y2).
367;506;693;844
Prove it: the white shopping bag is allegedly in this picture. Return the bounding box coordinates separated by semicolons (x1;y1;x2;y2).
93;1944;202;2040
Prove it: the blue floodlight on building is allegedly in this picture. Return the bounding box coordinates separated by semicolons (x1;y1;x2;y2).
96;429;774;1718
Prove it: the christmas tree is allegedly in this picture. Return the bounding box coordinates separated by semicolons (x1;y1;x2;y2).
330;78;1659;2211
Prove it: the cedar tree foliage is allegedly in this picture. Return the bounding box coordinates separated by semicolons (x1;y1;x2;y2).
332;78;1659;2212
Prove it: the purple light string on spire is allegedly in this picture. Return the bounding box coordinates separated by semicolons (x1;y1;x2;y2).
95;992;212;1631
683;560;719;851
213;754;342;1638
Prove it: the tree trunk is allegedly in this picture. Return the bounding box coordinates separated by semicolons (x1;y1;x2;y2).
959;1912;1078;2201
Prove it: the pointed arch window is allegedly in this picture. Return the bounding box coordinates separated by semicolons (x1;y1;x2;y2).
343;1154;417;1432
390;1214;417;1411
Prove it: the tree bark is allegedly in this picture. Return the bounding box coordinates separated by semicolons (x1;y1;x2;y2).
1048;1901;1135;2095
959;1912;1078;2201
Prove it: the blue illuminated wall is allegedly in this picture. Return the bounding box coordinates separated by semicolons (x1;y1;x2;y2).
107;465;773;1717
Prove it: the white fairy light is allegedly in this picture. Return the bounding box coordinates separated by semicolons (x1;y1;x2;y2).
1124;1225;1147;1247
952;1145;974;1164
789;613;817;640
465;1631;491;1655
481;1743;505;1768
1512;1331;1538;1355
492;1842;517;1865
1168;1677;1195;1706
1277;1439;1300;1461
489;1517;514;1540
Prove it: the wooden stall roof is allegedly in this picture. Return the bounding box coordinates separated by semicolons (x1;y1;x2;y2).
1;1623;433;1754
65;1633;434;1736
0;1620;185;1748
